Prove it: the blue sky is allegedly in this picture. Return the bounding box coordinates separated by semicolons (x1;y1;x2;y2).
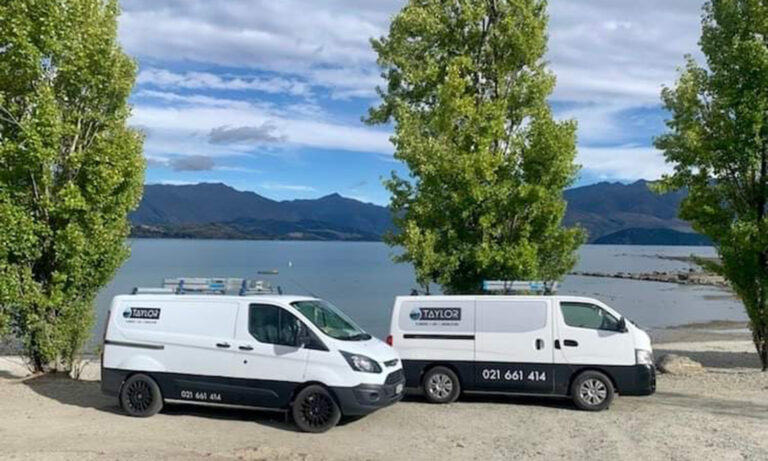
119;0;706;205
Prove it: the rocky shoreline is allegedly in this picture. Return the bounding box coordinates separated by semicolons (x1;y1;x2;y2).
570;269;730;288
570;253;730;289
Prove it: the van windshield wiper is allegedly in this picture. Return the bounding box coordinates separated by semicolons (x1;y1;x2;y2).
345;333;372;341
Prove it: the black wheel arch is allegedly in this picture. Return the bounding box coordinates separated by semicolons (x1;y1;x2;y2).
568;367;618;395
420;363;465;388
289;381;341;410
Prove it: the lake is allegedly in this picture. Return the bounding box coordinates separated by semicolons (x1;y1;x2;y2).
89;240;745;345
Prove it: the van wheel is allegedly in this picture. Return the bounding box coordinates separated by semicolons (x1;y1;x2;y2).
120;374;163;417
292;385;341;433
423;366;460;404
572;371;614;411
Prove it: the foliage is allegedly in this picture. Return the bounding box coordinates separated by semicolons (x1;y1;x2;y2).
367;0;584;293
655;0;768;370
0;0;144;371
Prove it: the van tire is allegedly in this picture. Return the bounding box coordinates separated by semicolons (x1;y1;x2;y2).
422;366;461;404
292;385;341;433
120;374;163;417
571;370;614;411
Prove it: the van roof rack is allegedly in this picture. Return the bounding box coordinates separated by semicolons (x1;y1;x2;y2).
131;278;281;296
482;280;558;295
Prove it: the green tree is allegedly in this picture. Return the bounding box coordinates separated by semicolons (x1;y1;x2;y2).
0;0;144;371
367;0;584;293
655;0;768;370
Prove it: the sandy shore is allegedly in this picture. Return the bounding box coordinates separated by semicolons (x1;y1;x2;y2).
1;324;767;461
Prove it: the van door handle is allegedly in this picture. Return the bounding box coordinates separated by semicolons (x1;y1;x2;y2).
216;342;231;349
239;345;253;351
554;340;561;349
563;339;579;347
535;339;544;350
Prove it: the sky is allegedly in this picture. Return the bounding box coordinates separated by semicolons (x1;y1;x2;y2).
120;0;707;205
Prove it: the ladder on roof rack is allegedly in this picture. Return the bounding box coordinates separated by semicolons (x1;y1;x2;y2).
131;277;280;296
482;280;558;295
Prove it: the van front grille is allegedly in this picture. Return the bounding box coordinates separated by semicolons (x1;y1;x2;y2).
384;358;399;368
385;369;404;384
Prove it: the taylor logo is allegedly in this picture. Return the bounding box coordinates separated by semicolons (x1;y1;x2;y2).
410;307;462;322
123;307;161;320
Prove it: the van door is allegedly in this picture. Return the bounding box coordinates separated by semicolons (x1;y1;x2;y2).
474;299;554;394
554;301;635;368
231;303;310;408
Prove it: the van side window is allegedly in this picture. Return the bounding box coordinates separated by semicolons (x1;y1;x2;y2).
249;304;302;346
560;302;621;331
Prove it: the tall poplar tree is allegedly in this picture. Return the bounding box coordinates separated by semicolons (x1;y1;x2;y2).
368;0;584;293
655;0;768;370
0;0;144;371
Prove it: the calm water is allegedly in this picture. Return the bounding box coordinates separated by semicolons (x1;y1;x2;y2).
91;240;745;345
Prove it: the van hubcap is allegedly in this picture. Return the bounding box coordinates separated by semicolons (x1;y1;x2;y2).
579;379;607;405
126;380;153;412
427;373;453;400
300;392;334;428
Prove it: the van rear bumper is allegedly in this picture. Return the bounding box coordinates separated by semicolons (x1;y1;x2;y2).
101;368;130;396
332;378;406;416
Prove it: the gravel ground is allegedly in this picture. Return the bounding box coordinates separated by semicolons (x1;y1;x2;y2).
1;326;767;461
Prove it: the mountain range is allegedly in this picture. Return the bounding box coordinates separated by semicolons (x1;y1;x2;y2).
129;180;710;245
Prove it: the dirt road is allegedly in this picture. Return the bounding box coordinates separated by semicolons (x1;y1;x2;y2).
1;333;766;461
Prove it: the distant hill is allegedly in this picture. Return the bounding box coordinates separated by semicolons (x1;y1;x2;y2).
593;228;711;246
130;181;704;244
130;183;392;241
562;180;691;241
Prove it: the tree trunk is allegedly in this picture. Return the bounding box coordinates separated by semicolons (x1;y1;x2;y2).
29;332;46;373
754;325;768;371
30;348;46;373
755;141;767;371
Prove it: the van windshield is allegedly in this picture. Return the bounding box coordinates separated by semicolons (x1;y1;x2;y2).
291;300;371;341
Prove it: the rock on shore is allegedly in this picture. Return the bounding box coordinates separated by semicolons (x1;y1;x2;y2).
656;354;705;375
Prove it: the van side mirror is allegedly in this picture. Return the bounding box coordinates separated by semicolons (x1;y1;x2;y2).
617;317;628;333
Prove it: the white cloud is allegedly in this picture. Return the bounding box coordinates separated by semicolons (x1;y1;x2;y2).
548;0;704;105
260;182;316;192
131;91;393;158
137;69;310;96
120;1;395;98
152;180;199;186
121;0;709;181
578;146;672;181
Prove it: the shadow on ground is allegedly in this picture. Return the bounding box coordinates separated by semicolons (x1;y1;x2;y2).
402;389;579;411
21;374;368;433
654;348;761;369
652;391;768;421
0;370;20;379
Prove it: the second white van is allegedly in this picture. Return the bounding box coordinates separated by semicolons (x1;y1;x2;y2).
102;289;404;432
388;294;655;411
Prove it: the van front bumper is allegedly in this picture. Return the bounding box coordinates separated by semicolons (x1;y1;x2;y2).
616;364;656;396
332;377;406;416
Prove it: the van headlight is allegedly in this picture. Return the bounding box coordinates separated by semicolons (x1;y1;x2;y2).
340;351;382;373
636;349;654;366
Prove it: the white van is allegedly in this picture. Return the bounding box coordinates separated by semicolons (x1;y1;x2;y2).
102;291;404;432
388;294;655;410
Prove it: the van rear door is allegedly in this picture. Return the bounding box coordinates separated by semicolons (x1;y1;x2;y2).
111;298;239;404
473;298;554;394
